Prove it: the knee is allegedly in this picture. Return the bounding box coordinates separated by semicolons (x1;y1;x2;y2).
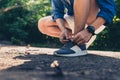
86;19;93;25
86;17;96;25
38;18;46;33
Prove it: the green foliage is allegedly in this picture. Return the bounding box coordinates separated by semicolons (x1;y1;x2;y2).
0;0;120;50
0;0;53;44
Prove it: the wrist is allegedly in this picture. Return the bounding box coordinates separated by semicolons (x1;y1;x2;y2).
84;29;92;36
61;27;67;31
86;26;96;36
56;19;66;31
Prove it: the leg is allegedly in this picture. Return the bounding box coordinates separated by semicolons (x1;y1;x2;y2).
86;0;105;48
86;0;99;25
74;0;102;33
87;0;105;29
38;16;61;37
38;16;72;38
74;0;90;34
74;0;105;48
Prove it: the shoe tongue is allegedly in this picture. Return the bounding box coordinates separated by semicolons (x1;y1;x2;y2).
62;41;86;50
62;41;76;49
78;44;86;50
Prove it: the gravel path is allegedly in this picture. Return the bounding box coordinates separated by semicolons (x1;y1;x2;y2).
0;46;120;80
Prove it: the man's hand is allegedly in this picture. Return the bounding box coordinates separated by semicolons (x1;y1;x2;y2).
60;29;70;44
72;29;92;45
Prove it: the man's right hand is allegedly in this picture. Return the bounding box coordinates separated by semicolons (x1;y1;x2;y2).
60;29;69;44
56;18;70;44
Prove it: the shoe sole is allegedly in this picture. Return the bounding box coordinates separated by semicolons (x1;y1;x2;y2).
54;50;87;57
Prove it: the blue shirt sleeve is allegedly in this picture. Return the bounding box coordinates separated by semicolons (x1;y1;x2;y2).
96;0;116;25
51;0;65;21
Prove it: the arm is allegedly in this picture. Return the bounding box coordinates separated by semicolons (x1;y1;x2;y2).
51;0;69;43
56;19;70;43
87;0;116;35
96;0;116;25
85;0;116;37
72;0;116;45
51;0;66;31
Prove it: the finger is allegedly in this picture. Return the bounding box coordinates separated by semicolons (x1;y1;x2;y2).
65;33;69;39
77;39;86;45
60;35;66;40
60;39;69;44
73;34;84;43
72;34;80;42
62;39;69;42
86;35;93;42
70;35;74;41
59;36;64;43
60;39;64;44
75;37;83;43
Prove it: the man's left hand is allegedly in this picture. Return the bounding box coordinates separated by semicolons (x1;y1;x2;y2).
71;29;92;45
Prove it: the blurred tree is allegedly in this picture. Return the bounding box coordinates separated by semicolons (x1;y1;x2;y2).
0;0;120;50
0;0;53;45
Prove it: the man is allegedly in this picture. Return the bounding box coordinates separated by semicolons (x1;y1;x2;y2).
38;0;116;57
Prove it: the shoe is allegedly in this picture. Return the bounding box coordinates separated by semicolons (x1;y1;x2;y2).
54;41;87;57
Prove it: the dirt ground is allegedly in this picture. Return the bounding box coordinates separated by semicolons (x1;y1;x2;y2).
0;46;120;80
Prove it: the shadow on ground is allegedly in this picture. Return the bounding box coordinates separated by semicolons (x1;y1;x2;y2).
1;53;120;80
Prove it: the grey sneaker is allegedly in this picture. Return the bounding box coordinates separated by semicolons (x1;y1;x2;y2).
54;41;87;57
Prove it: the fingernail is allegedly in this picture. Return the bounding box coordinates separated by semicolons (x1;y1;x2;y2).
72;35;74;38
